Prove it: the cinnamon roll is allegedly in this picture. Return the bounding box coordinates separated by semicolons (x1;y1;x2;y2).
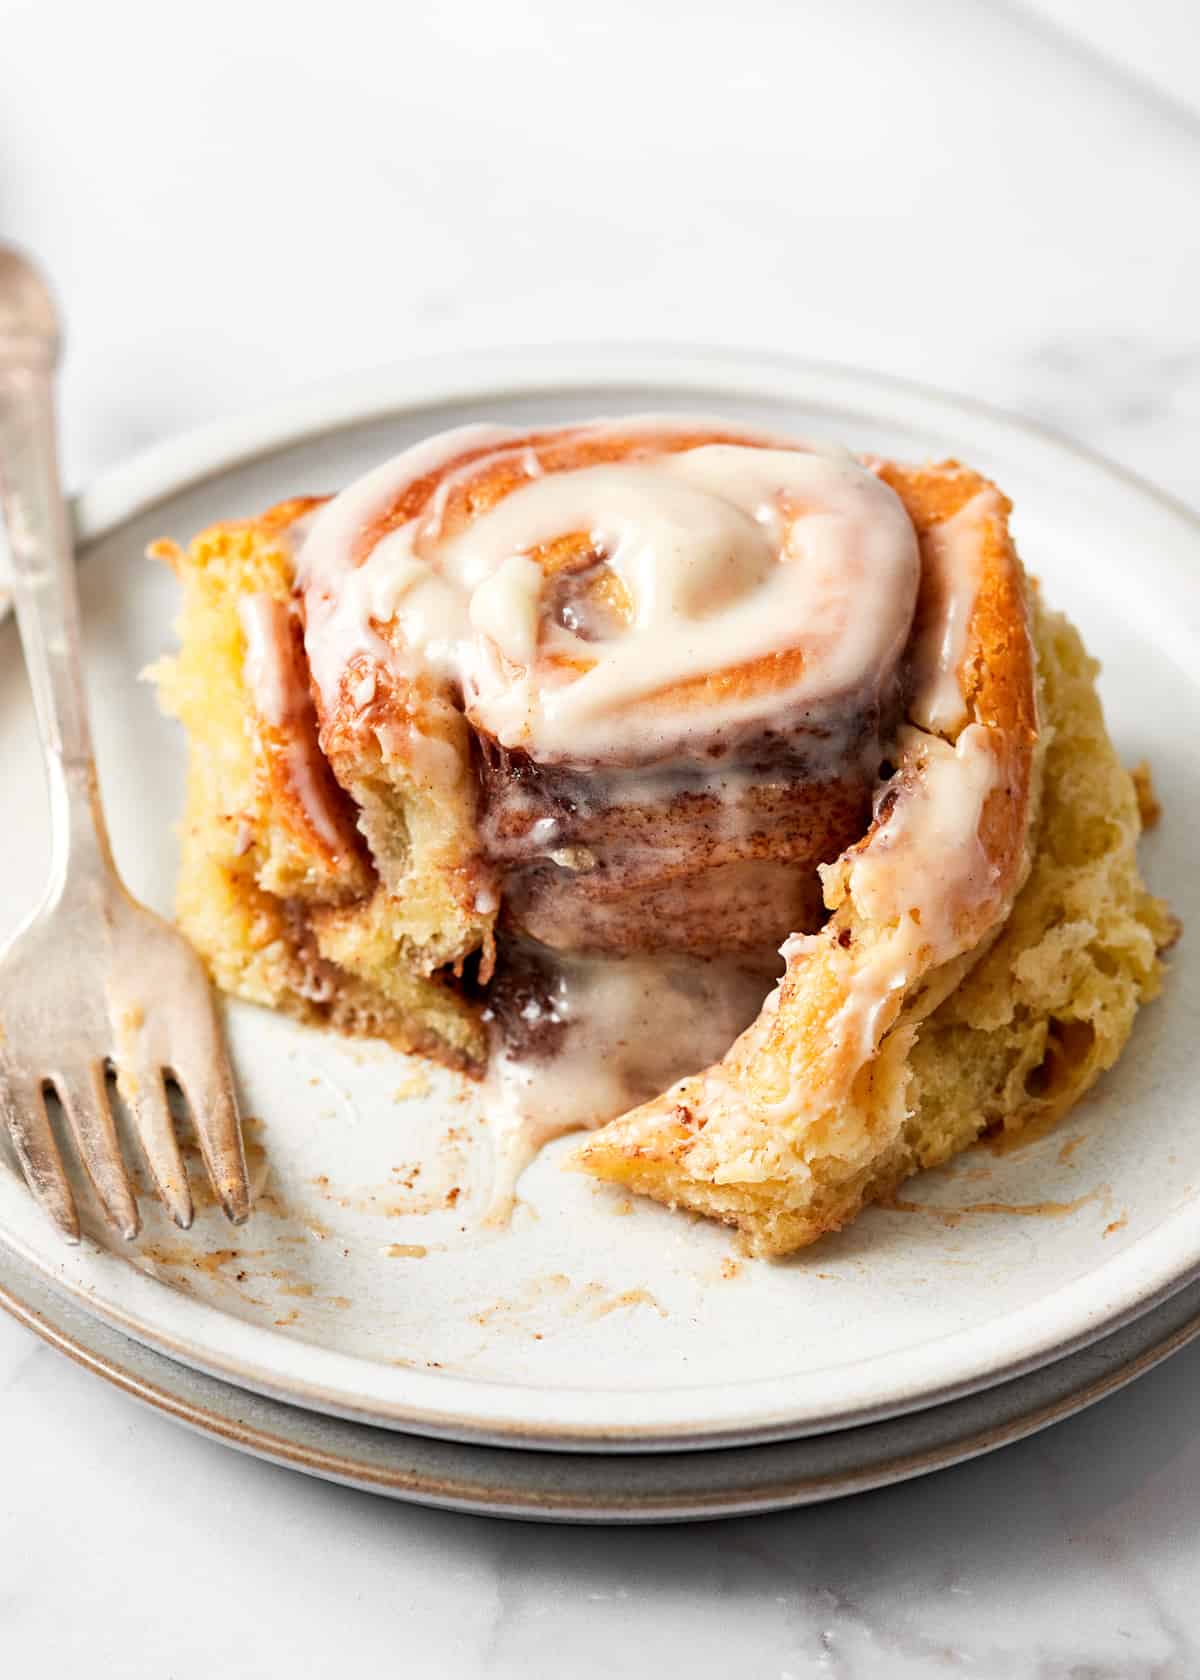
151;417;1174;1254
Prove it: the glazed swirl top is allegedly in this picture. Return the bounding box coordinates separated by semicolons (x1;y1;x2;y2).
295;419;923;766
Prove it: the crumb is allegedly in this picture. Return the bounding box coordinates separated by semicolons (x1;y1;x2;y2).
720;1256;741;1280
391;1070;431;1102
1104;1213;1129;1237
1130;760;1162;830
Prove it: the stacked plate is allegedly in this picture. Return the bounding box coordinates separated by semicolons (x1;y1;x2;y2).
2;349;1197;1522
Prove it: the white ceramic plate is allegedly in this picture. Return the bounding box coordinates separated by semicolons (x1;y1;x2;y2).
5;1223;1200;1522
0;347;1196;1451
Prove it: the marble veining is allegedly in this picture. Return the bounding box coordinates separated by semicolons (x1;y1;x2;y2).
2;0;1199;1673
4;1335;1200;1675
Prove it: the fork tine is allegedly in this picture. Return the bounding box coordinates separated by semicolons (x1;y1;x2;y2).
115;1061;194;1230
0;1060;79;1243
57;1060;140;1240
170;996;250;1226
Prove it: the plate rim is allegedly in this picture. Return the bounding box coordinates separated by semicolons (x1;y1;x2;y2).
67;340;1200;554
5;1232;1200;1522
2;341;1197;1450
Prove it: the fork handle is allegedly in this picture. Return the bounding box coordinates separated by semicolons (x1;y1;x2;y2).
0;355;112;880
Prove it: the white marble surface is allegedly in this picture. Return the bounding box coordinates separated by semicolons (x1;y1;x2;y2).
1;0;1198;1673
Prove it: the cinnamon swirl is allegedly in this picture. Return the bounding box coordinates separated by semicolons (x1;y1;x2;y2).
151;417;1174;1254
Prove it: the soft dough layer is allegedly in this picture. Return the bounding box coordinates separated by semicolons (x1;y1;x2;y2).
902;601;1175;1166
571;596;1175;1253
148;505;489;1072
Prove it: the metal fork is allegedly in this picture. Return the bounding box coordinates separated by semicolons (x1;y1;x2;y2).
0;244;250;1243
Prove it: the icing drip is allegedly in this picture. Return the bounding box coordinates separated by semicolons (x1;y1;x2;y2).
820;723;1003;1068
908;490;1001;737
479;945;780;1218
237;593;361;861
710;723;1005;1134
239;594;304;730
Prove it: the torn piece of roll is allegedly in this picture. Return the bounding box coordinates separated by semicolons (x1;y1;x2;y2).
151;417;1174;1255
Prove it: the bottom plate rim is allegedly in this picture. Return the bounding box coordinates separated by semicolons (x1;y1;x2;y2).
3;1241;1199;1524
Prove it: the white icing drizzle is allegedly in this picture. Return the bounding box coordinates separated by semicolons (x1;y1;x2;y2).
294;419;922;767
461;449;918;759
742;720;1005;1131
824;722;1002;1064
281;743;353;857
908;489;1001;737
468;552;543;667
297;423;515;706
237;593;357;858
238;594;300;729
